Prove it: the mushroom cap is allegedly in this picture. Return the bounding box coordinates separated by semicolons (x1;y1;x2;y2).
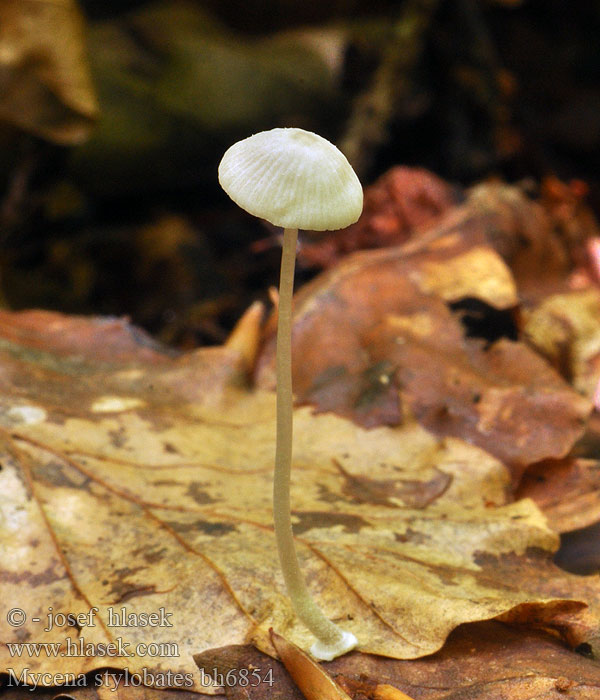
218;128;363;231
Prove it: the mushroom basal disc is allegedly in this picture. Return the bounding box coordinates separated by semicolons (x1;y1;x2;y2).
218;128;363;231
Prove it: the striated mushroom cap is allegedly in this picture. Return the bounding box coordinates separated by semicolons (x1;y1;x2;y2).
218;128;363;231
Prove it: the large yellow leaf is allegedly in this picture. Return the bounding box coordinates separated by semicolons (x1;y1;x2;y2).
0;310;597;693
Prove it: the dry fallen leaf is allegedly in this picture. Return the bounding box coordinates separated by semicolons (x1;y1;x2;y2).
0;309;598;695
0;0;98;144
517;458;600;534
195;621;600;700
329;620;600;699
256;187;592;480
195;643;299;700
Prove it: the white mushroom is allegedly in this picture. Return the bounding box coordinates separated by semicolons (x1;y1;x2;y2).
219;128;363;660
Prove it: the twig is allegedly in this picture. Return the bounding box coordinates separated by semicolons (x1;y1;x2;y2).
339;0;441;178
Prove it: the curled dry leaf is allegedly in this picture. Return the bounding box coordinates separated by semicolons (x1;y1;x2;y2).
329;621;600;699
464;181;574;302
298;171;591;298
0;0;98;144
0;310;597;693
256;184;592;480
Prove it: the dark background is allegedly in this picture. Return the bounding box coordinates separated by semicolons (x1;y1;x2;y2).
1;0;599;348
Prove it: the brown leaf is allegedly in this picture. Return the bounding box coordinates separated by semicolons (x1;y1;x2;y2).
299;175;585;301
465;182;573;302
199;621;600;699
194;643;296;699
256;190;591;476
257;237;519;406
517;458;600;533
329;621;600;699
0;310;171;363
0;0;98;144
0;310;597;694
386;331;591;480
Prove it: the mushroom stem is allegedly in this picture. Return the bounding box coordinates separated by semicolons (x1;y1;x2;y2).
273;228;357;660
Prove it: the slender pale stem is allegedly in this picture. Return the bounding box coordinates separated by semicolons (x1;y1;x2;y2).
273;227;345;648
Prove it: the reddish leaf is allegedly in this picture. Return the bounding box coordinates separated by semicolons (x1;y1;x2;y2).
298;167;459;269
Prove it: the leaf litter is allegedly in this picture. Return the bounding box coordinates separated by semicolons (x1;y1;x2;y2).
1;176;600;697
